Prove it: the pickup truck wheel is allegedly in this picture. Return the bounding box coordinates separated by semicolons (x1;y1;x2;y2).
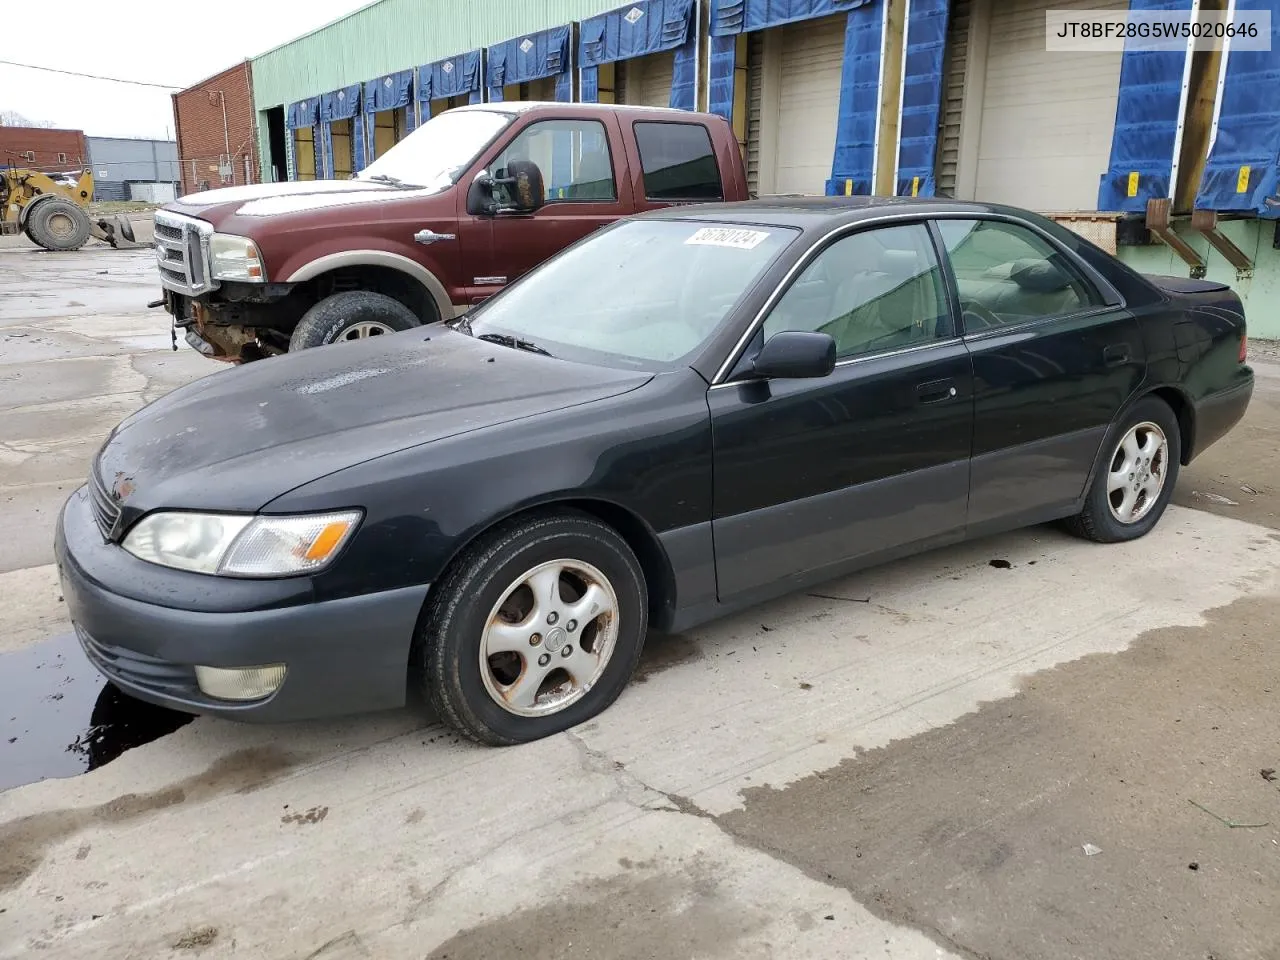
26;199;92;251
416;512;648;746
289;291;420;350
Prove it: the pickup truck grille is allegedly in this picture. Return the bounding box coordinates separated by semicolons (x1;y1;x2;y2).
153;210;217;296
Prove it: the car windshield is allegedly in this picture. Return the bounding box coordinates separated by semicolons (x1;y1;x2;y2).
356;109;513;190
463;219;798;371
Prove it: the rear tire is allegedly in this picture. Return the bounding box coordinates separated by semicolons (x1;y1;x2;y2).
1064;395;1181;543
416;512;648;746
26;199;92;251
288;291;420;350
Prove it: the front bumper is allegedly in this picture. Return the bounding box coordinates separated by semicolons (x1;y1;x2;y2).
55;487;430;722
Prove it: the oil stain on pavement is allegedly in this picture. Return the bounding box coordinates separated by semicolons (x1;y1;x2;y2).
715;593;1280;960
0;632;193;792
424;858;765;960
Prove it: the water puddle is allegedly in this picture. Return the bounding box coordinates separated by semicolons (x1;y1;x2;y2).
0;633;193;792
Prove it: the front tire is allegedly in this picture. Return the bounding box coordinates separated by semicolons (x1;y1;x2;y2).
288;291;420;350
417;512;648;745
26;199;92;251
1065;395;1181;543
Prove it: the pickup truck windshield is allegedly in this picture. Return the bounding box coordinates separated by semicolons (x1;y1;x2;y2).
357;110;513;190
464;219;798;371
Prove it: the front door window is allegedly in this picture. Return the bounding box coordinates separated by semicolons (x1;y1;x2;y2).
491;119;617;203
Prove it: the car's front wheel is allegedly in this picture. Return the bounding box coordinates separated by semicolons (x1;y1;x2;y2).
417;512;648;745
1065;395;1181;543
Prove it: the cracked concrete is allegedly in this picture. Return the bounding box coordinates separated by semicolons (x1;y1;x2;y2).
0;246;213;576
3;245;1280;959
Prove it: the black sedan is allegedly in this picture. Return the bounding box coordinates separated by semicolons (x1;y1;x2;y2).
56;198;1253;745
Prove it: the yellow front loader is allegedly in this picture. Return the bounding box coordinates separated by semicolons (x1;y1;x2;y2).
1;168;138;250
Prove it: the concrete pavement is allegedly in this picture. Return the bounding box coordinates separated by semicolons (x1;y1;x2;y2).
1;243;1278;960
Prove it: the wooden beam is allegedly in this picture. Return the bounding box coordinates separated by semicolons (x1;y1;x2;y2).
874;0;908;195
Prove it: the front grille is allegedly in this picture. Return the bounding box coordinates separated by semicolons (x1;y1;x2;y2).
88;466;121;539
77;625;196;696
153;210;216;296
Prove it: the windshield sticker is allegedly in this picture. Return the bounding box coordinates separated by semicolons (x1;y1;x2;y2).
684;227;770;250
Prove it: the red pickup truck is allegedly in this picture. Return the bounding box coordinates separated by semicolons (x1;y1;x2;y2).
154;102;749;362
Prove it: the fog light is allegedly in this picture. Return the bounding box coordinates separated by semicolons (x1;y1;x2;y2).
195;664;286;701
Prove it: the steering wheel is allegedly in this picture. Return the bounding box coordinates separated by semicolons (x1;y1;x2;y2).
960;298;1001;332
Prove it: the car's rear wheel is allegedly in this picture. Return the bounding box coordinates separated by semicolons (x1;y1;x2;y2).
1065;395;1181;543
416;512;648;745
289;291;420;351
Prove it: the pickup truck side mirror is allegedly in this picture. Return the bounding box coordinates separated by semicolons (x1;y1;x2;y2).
467;173;497;217
471;159;546;217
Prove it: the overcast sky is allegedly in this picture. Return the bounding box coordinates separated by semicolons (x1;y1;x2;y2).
0;0;374;141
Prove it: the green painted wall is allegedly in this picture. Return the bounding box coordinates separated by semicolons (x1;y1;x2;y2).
253;0;624;109
253;0;629;180
1116;219;1280;340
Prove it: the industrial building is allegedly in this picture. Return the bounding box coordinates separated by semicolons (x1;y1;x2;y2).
172;62;259;195
164;0;1280;335
84;137;180;202
0;126;87;175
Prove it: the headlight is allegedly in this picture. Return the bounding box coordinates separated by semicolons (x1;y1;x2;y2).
209;233;265;282
123;510;361;577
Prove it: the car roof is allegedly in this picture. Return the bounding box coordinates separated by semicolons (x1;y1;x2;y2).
638;195;1027;229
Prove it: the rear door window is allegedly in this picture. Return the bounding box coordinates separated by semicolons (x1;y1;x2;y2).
633;121;724;201
935;219;1104;332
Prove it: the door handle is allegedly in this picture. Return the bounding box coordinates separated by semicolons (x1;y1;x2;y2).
917;379;958;404
1103;344;1131;367
414;228;456;245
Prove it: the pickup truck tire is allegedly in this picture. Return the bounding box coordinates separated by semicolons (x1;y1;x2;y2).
26;198;92;251
290;291;421;350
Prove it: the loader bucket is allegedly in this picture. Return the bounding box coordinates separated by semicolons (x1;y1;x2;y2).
93;216;140;249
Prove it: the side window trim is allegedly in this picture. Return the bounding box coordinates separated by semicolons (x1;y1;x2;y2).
632;119;724;202
714;211;1123;386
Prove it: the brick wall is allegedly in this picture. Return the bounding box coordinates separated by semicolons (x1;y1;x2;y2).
0;127;88;175
172;61;259;195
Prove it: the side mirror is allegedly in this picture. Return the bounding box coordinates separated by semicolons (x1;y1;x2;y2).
466;172;496;217
750;331;836;380
492;159;545;214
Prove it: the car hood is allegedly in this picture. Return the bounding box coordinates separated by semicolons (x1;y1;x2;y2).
97;329;651;516
163;178;449;229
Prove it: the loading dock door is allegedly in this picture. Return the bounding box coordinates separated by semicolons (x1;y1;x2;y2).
971;0;1125;209
774;13;846;195
625;51;676;107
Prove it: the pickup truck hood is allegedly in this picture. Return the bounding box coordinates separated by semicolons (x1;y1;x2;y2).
97;329;650;517
164;178;447;229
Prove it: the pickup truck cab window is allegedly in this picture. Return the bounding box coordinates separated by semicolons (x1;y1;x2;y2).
763;223;950;359
935;218;1105;333
492;119;617;203
357;109;513;191
633;121;723;201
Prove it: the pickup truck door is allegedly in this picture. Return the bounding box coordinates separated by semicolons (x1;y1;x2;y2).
462;114;635;304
